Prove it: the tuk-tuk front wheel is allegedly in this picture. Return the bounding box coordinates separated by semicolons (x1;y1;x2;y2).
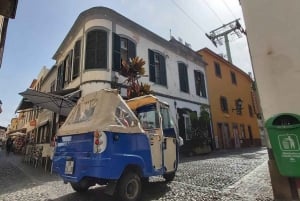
163;172;176;182
117;172;141;201
70;181;89;193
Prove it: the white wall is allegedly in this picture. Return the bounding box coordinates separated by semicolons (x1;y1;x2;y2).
241;0;300;120
116;24;208;110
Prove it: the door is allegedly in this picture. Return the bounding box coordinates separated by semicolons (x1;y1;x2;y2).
161;106;177;173
217;123;224;149
223;124;231;148
232;124;240;148
138;108;163;170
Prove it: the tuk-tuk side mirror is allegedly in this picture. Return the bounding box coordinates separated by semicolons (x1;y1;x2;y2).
178;136;184;147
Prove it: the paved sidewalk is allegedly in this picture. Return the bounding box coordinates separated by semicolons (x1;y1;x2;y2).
1;147;274;200
223;160;273;200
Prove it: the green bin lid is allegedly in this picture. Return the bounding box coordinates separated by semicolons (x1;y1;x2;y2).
265;113;300;129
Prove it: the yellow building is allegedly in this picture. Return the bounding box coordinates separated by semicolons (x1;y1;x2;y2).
198;48;261;149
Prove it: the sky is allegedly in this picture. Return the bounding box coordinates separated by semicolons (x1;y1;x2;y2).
0;0;252;126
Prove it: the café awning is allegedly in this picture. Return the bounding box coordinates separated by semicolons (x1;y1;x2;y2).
19;89;76;116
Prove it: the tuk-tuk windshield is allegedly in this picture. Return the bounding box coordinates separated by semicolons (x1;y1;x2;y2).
136;104;159;129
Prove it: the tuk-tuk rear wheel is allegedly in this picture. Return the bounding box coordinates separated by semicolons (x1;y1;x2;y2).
117;172;141;201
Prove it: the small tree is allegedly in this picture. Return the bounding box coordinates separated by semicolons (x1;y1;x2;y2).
120;57;153;99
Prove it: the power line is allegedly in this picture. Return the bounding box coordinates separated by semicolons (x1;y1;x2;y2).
171;0;207;34
221;0;238;19
202;0;224;25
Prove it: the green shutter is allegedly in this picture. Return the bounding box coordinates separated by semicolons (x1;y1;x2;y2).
128;39;136;60
112;33;121;71
85;30;107;69
159;54;167;86
73;40;81;79
194;71;200;96
148;49;155;82
200;72;206;97
179;63;188;92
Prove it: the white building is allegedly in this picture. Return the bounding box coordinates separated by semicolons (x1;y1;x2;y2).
50;7;209;141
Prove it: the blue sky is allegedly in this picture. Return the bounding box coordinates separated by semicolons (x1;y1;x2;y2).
0;0;250;126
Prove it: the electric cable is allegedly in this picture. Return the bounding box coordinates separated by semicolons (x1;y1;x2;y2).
171;0;207;34
221;0;238;20
202;0;224;24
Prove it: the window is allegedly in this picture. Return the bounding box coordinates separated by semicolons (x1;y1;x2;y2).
64;50;73;85
121;37;136;62
148;49;167;86
112;33;136;71
73;40;81;79
194;70;207;97
50;80;56;92
248;104;253;117
57;63;65;91
220;96;228;113
178;63;189;93
160;106;174;129
85;29;107;69
231;71;237;85
214;62;221;78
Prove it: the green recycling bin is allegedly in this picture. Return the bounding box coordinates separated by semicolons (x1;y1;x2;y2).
265;113;300;177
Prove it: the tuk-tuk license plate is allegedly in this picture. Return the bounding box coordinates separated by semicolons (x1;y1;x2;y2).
65;160;74;175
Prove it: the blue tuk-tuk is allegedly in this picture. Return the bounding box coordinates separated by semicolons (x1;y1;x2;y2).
53;89;181;201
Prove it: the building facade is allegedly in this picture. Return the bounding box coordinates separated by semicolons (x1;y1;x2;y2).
49;7;209;143
198;48;261;149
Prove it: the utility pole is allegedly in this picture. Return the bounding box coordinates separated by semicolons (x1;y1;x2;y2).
205;19;246;63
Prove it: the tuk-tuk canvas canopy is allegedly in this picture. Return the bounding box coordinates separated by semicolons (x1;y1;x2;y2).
57;89;143;136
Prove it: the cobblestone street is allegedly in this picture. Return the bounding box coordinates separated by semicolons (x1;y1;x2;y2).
0;147;273;201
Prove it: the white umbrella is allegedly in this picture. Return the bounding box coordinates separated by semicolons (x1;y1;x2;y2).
19;89;76;116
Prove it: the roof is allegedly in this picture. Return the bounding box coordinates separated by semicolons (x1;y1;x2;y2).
53;7;206;67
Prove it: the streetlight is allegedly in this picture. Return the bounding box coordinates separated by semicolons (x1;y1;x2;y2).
232;98;243;114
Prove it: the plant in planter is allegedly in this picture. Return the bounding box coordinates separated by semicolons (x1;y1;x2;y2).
189;106;212;154
120;57;153;99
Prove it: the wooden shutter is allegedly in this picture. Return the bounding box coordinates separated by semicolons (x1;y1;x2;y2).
179;63;188;92
194;71;200;96
148;49;155;82
85;30;107;69
200;72;206;97
159;54;167;86
98;30;107;69
85;30;96;69
73;40;81;79
128;39;136;60
112;33;121;71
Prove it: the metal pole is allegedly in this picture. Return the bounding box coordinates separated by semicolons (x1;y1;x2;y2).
224;34;232;63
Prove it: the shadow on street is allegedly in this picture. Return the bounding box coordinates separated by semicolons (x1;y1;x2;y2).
51;181;171;201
